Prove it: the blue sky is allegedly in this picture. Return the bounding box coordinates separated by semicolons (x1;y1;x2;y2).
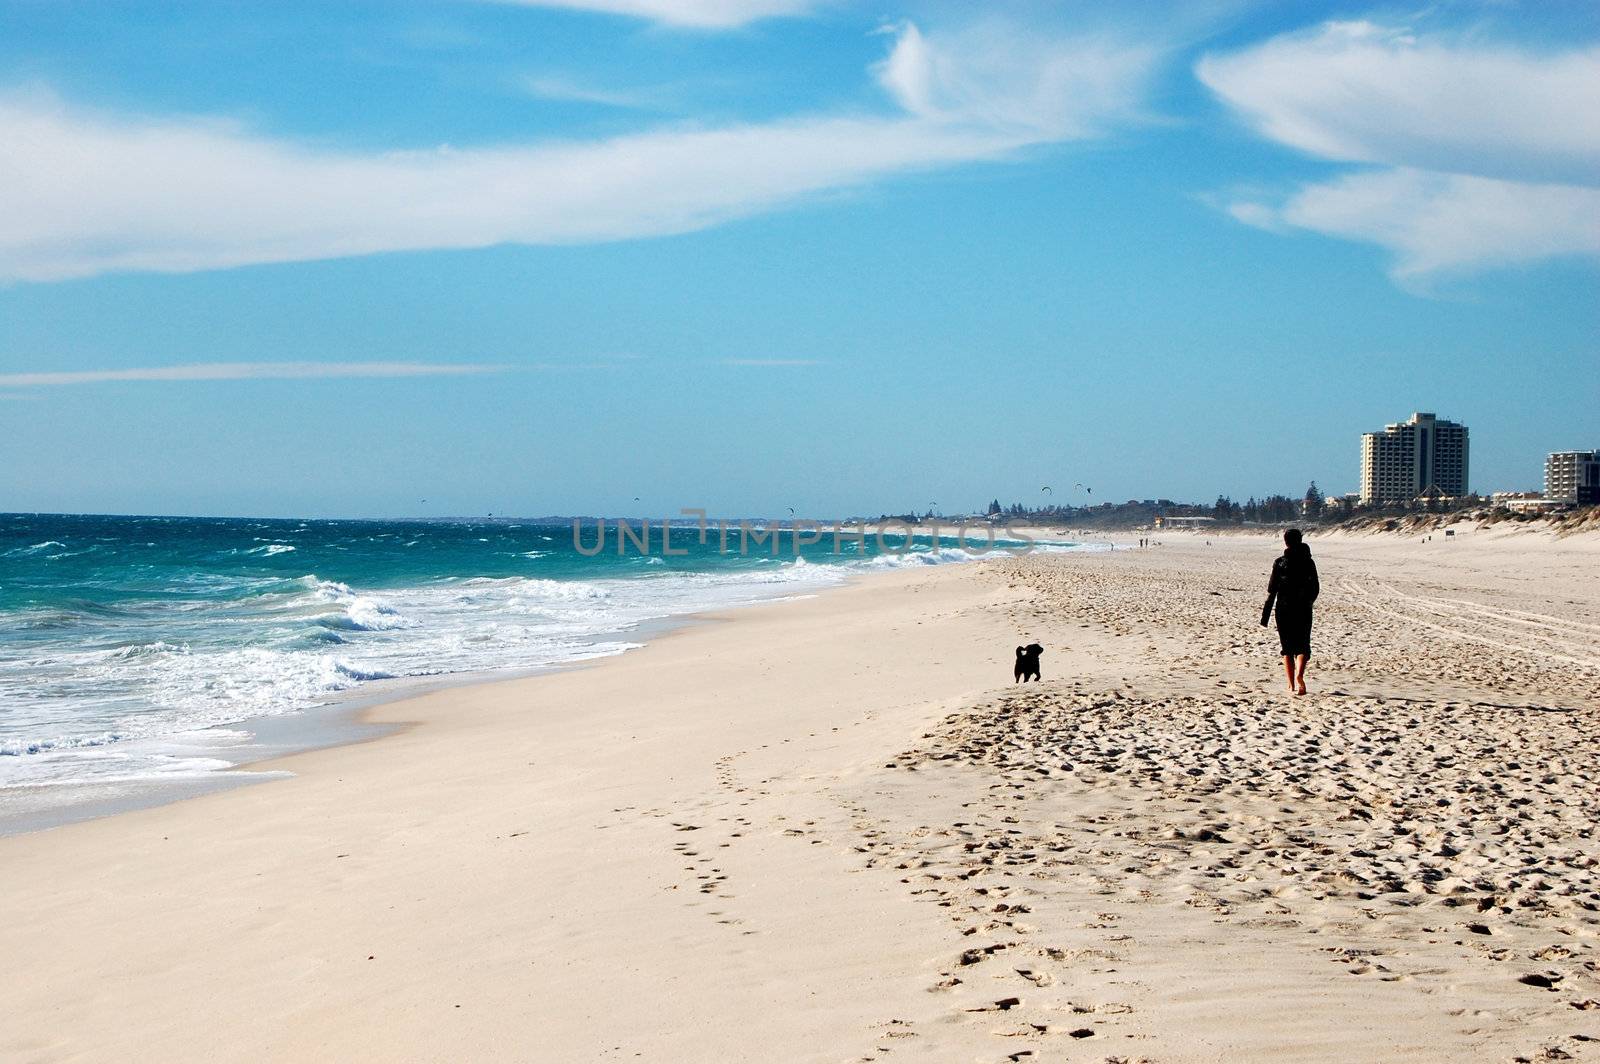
1;0;1595;518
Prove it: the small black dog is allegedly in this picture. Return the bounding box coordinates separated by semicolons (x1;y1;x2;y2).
1014;643;1043;683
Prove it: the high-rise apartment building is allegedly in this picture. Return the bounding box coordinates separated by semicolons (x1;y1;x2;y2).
1545;450;1600;505
1360;412;1470;505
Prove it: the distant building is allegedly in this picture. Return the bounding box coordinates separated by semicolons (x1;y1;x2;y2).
1545;450;1600;505
1360;412;1470;505
1412;485;1462;508
1492;491;1569;515
1323;492;1362;515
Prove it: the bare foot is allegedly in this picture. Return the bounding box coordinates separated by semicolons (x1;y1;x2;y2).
1296;684;1308;696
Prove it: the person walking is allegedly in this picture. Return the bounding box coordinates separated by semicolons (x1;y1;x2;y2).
1261;527;1319;695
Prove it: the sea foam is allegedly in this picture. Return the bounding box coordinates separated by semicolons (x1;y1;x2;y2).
0;514;1096;806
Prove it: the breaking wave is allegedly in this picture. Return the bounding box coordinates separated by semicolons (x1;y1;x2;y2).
0;514;1097;804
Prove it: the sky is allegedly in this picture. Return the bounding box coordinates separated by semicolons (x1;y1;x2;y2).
0;0;1596;519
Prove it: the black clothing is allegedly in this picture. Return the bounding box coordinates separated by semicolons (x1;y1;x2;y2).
1262;544;1319;658
1274;603;1313;658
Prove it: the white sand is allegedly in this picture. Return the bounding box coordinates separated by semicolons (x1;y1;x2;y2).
2;530;1597;1062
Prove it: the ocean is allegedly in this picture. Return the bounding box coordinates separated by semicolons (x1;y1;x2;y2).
1;513;1082;824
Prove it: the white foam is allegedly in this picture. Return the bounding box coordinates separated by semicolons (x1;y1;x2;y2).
6;540;66;556
1;536;1106;797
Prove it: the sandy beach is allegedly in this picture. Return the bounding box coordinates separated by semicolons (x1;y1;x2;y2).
3;529;1598;1063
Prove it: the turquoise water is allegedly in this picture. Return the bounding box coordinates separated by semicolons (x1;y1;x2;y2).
1;513;1058;803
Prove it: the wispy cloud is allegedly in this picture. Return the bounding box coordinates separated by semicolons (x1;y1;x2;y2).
0;22;1161;283
1198;22;1600;184
482;0;816;30
519;74;664;110
1198;21;1600;281
877;21;1156;138
0;362;507;388
1231;168;1600;281
720;358;821;366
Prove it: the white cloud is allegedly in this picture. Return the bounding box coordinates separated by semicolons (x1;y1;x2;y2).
483;0;815;29
877;21;1156;137
1231;169;1600;279
0;23;1157;283
1199;20;1600;279
0;362;506;387
1198;22;1600;184
519;75;661;110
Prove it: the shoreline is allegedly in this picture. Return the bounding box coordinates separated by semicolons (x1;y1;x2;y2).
0;529;1101;838
3;533;1596;1062
0;557;1041;1063
0;579;830;838
1;533;1126;839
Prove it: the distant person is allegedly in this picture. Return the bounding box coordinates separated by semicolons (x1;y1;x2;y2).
1261;528;1319;695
